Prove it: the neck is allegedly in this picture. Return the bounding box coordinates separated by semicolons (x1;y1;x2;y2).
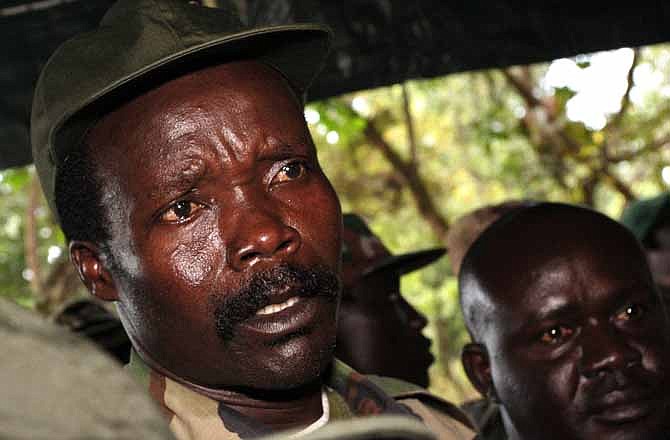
177;369;325;432
500;407;524;440
127;335;326;432
216;380;325;432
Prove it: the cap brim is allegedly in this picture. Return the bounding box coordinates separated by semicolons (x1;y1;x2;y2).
362;248;447;278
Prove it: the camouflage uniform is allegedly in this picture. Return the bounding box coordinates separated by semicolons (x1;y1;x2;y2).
461;399;506;440
127;351;475;439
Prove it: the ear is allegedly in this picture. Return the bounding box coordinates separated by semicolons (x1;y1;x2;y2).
462;342;499;402
69;241;118;302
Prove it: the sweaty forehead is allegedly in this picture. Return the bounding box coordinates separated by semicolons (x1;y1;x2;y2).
85;62;310;188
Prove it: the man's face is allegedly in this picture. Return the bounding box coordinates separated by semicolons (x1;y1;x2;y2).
481;235;670;440
336;271;433;387
85;61;342;390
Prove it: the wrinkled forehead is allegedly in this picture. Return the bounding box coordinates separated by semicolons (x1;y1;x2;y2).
86;62;308;178
94;63;300;144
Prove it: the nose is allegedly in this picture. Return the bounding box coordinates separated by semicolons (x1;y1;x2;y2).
229;208;301;271
407;306;428;331
579;322;641;379
396;294;428;330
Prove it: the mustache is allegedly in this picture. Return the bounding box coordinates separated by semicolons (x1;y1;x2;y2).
579;364;665;413
212;263;340;342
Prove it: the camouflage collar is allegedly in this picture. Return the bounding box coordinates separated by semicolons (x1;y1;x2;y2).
126;350;413;439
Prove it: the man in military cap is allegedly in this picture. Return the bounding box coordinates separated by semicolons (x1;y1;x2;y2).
31;0;474;438
336;213;443;388
459;202;670;440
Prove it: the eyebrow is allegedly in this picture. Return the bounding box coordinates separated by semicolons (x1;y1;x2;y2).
606;282;658;307
518;283;656;329
512;298;581;335
258;138;311;159
147;157;207;202
533;300;581;322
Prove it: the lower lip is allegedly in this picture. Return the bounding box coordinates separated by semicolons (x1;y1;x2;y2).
238;297;323;339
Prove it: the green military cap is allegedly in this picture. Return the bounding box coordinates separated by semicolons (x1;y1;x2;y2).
341;213;446;288
31;0;332;221
620;193;670;246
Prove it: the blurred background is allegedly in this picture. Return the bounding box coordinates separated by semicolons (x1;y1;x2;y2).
2;0;670;405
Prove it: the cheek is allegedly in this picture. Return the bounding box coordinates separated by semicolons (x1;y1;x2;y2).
169;227;222;287
493;350;580;412
301;177;342;264
638;339;670;375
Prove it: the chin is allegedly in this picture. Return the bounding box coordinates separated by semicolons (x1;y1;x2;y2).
256;333;336;390
411;372;430;388
585;411;669;440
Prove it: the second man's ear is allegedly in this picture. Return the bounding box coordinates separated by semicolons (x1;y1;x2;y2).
69;241;119;302
462;342;499;402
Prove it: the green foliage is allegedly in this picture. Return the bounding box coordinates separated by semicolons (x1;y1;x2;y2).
0;167;68;309
0;168;32;305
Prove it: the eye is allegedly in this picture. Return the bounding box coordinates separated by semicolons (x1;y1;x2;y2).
615;303;645;322
159;200;204;223
271;161;307;185
539;325;575;345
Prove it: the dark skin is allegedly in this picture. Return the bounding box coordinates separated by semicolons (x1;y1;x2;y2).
461;204;670;440
336;270;433;387
69;61;342;431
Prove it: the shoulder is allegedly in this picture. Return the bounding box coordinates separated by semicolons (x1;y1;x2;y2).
460;399;507;440
367;375;477;440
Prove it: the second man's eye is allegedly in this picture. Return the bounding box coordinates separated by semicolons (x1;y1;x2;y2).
540;326;574;345
615;303;646;322
160;200;203;223
272;161;307;184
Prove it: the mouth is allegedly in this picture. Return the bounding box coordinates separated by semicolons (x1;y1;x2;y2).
255;296;301;316
212;262;340;343
425;349;435;366
592;400;655;424
417;336;434;364
239;289;328;341
589;389;660;424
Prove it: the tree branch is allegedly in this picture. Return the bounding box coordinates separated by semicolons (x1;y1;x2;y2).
502;67;543;108
606;48;639;132
401;83;419;165
603;167;635;202
503;64;639;204
24;173;45;313
607;133;670;163
363;119;450;242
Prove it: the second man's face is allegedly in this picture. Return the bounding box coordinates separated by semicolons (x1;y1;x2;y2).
485;238;670;440
86;61;342;390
